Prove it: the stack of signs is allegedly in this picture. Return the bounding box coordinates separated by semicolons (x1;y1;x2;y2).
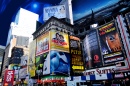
70;36;84;75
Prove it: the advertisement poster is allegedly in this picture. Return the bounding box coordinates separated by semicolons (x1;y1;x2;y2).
44;5;66;20
3;70;15;86
69;36;84;73
98;21;125;64
28;40;36;77
50;50;70;75
19;67;27;79
50;29;69;53
36;52;50;75
83;29;102;69
36;32;49;56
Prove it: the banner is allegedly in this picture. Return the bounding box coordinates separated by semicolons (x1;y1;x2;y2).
50;50;70;75
36;32;49;56
69;36;84;73
3;70;15;86
28;39;36;77
44;5;66;20
98;21;125;64
50;29;69;53
83;29;102;69
36;52;50;75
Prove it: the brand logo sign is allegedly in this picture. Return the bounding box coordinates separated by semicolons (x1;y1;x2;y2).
83;66;116;75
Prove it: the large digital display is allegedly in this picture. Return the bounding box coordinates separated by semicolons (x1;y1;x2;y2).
28;39;36;77
83;29;103;69
36;32;49;56
98;21;125;64
69;36;84;73
50;29;69;53
50;50;70;75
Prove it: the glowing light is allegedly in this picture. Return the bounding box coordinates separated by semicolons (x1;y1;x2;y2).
33;3;38;8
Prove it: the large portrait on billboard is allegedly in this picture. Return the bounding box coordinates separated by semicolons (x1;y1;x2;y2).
50;29;69;53
36;32;49;56
83;29;103;69
98;21;125;64
50;50;70;75
28;39;36;77
36;52;50;75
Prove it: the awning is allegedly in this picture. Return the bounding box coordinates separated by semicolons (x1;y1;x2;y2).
66;73;113;81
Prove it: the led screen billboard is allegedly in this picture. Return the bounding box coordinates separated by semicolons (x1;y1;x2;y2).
44;5;66;21
83;29;103;69
36;32;49;56
98;21;125;65
28;39;36;77
50;29;69;53
69;36;84;73
50;50;70;75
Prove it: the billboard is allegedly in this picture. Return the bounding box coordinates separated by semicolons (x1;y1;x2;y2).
50;29;69;53
36;52;50;75
3;70;15;86
83;29;103;69
28;39;36;77
50;50;70;75
69;36;84;73
44;5;66;20
98;21;125;64
36;32;49;56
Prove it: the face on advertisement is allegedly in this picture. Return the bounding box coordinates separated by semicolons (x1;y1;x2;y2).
50;50;70;74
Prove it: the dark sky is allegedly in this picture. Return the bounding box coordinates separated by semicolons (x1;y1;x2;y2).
0;0;119;46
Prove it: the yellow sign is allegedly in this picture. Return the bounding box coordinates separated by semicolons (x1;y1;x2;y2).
50;29;69;52
28;39;36;77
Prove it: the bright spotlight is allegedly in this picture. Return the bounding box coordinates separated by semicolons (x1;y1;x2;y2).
33;3;38;8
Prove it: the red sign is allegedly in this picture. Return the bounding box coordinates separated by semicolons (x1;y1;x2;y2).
3;70;15;86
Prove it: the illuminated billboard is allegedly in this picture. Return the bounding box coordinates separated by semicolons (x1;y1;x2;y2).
44;5;66;21
28;39;36;77
50;29;69;53
83;29;103;69
98;21;125;64
36;32;49;56
69;36;84;73
50;50;70;75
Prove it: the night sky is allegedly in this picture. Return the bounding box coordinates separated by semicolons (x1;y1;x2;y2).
0;0;119;46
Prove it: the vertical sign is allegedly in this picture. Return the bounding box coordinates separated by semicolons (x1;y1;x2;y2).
98;21;125;65
83;29;102;69
3;70;15;86
70;36;84;74
125;12;130;30
28;39;36;77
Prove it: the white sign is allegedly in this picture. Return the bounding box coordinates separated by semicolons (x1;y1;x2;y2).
44;5;66;20
83;66;116;75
